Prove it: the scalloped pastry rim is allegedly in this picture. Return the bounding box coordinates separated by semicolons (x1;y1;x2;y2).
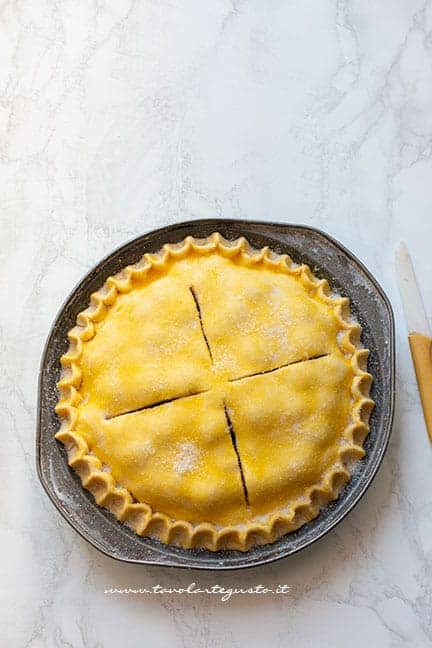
55;232;374;552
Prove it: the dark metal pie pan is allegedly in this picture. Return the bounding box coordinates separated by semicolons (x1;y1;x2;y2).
37;219;395;570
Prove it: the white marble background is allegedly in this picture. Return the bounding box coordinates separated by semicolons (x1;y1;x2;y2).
1;1;432;646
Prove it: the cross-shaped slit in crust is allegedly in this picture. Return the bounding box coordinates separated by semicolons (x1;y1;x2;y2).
189;285;213;363
229;353;330;383
106;390;209;420
223;401;249;506
105;285;332;507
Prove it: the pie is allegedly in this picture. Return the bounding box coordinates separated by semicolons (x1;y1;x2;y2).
55;233;374;552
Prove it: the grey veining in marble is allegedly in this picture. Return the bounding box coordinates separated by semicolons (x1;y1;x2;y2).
1;1;432;647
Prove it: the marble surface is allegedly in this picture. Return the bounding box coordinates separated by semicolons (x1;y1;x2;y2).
1;1;432;646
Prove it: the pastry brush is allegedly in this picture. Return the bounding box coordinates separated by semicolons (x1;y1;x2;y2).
395;242;432;443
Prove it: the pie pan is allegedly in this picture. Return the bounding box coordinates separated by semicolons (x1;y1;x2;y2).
37;219;395;570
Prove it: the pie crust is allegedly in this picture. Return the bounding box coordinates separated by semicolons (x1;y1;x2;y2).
55;233;374;552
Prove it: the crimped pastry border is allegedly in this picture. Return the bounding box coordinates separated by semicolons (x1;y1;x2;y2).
55;233;374;552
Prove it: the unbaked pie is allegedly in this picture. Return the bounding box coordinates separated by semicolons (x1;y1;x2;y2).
55;233;374;552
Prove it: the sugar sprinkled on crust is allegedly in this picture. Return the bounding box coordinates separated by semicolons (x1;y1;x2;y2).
173;442;201;475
